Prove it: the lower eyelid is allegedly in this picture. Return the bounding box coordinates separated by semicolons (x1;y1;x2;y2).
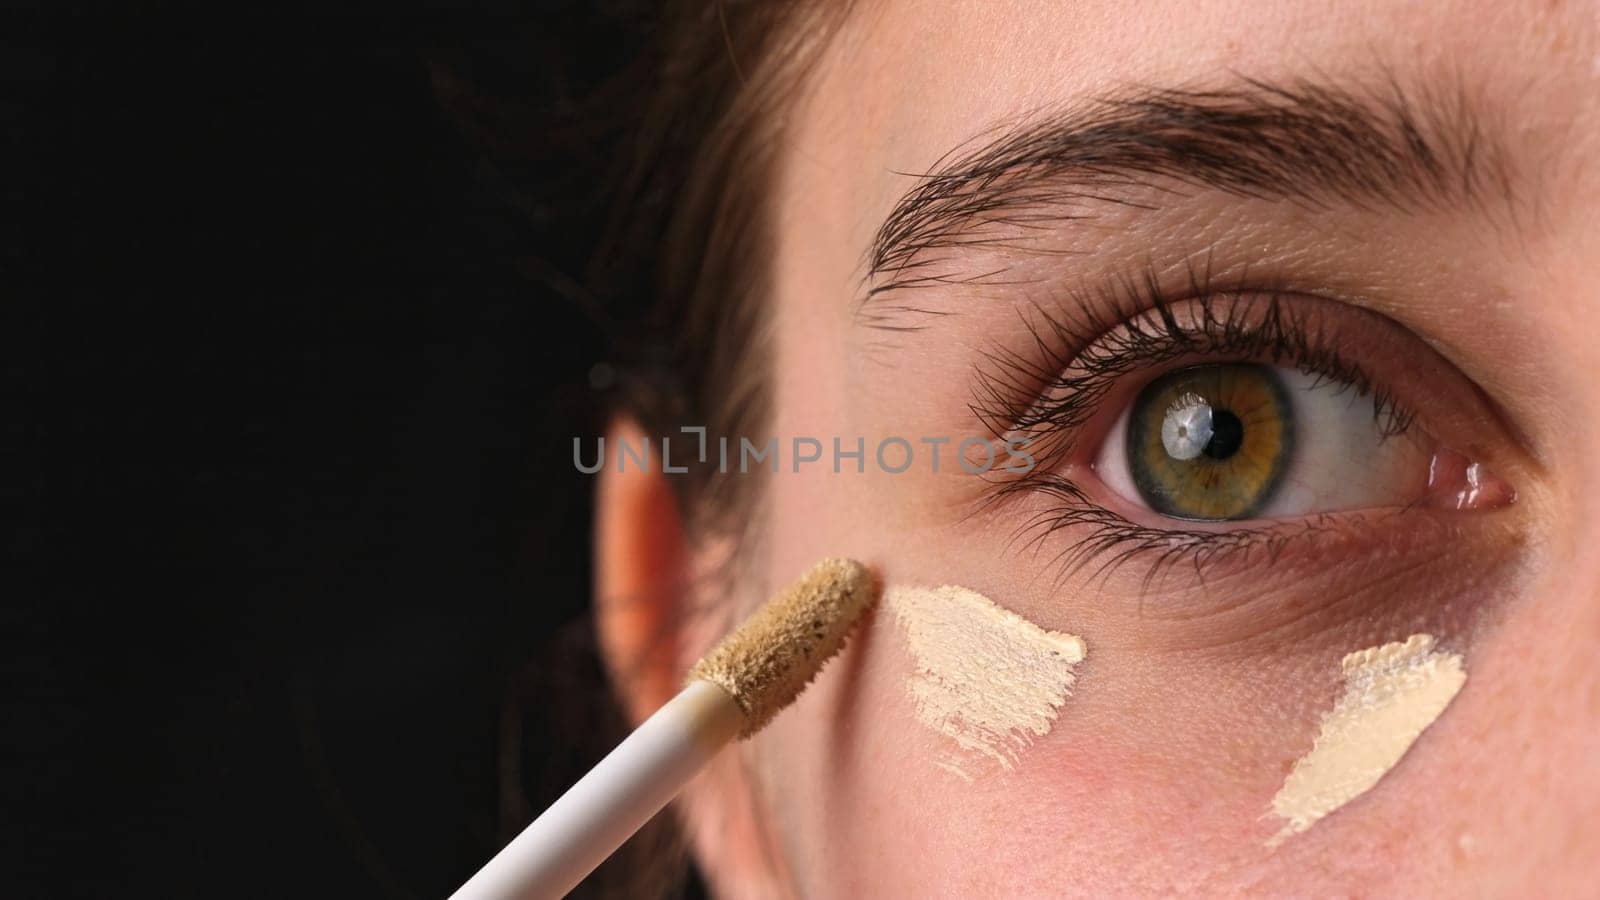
1169;513;1518;644
1001;469;1476;587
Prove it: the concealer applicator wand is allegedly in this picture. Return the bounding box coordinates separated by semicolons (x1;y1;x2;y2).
451;557;879;900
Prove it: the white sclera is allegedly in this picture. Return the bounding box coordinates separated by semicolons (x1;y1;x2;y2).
1095;367;1422;520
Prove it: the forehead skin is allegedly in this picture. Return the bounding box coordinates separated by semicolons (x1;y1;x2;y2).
782;0;1596;278
736;1;1600;897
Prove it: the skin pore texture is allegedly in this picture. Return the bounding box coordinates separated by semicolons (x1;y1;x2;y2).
594;1;1600;896
887;585;1086;778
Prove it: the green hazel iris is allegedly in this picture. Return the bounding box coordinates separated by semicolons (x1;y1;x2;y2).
1125;363;1295;520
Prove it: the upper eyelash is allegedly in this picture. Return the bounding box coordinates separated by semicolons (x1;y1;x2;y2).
968;259;1420;582
973;260;1414;473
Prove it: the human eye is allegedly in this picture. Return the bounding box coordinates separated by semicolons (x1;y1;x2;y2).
973;269;1519;577
1094;361;1508;521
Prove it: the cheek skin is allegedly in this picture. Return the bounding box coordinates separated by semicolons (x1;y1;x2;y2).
747;259;1552;893
751;532;1548;895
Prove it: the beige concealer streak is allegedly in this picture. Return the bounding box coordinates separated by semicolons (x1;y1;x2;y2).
1268;634;1466;846
888;585;1085;778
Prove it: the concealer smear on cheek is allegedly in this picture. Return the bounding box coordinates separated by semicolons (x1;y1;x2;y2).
1268;633;1466;846
887;585;1086;779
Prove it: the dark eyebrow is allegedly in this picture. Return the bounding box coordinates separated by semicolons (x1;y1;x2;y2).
864;76;1514;302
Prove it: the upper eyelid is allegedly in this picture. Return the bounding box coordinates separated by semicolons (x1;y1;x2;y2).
970;283;1415;477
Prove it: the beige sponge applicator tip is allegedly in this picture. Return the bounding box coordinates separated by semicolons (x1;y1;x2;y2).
690;556;879;736
451;556;879;900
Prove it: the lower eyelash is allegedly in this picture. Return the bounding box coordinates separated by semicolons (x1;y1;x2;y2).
990;473;1292;588
988;473;1440;592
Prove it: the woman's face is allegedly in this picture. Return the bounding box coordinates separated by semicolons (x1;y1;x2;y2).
671;1;1599;894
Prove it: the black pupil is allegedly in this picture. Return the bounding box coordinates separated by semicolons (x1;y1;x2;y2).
1201;408;1244;460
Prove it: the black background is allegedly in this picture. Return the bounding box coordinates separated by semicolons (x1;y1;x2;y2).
7;4;658;896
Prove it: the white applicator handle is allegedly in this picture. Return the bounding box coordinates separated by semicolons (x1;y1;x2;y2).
450;680;743;900
451;558;877;900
